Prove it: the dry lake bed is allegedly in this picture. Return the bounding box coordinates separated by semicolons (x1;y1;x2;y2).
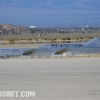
0;57;100;100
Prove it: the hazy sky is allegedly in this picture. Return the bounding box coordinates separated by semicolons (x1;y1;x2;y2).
0;0;100;28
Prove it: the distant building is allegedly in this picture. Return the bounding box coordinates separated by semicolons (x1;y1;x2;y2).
86;25;89;27
30;26;36;28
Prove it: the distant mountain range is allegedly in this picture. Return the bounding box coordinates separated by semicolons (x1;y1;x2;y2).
0;24;29;34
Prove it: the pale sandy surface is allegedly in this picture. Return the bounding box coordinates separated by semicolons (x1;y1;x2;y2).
0;44;45;48
0;58;100;100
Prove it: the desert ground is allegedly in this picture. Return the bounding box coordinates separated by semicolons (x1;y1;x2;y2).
0;44;44;48
0;57;100;100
